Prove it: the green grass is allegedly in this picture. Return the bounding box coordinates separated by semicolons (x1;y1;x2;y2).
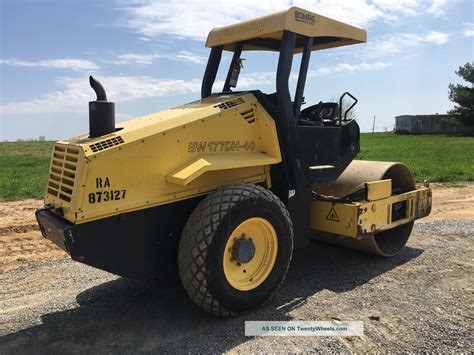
0;142;54;201
359;133;474;182
0;141;55;156
0;135;473;201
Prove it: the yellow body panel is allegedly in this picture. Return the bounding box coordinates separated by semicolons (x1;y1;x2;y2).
366;179;392;201
44;93;282;224
310;184;432;238
167;152;280;186
206;6;366;52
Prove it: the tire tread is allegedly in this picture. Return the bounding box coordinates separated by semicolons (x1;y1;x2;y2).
178;184;292;317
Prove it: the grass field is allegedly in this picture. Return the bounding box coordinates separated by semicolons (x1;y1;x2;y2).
0;134;473;201
358;134;474;182
0;141;55;201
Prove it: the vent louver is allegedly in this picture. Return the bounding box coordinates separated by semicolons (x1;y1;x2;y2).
89;136;124;153
214;97;245;110
239;108;256;123
47;145;79;203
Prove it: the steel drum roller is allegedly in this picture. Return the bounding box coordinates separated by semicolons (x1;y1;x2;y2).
312;160;416;257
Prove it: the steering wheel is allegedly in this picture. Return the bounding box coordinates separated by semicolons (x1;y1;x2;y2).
320;107;334;118
306;101;324;123
298;102;324;126
300;101;339;125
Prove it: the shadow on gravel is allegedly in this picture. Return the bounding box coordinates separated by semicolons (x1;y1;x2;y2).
0;242;423;353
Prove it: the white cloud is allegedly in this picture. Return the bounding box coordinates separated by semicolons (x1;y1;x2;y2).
117;0;440;41
0;58;99;71
1;60;392;115
108;53;157;65
424;31;449;44
173;51;207;64
297;0;385;28
372;0;421;16
427;0;447;18
105;50;206;65
373;0;448;19
238;72;276;87
308;61;391;77
365;31;449;58
463;23;474;37
0;75;202;115
118;0;286;40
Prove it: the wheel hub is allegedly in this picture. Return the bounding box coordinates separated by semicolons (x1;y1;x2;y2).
223;217;278;291
231;235;255;264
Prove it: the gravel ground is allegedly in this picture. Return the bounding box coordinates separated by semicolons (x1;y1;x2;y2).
0;219;472;353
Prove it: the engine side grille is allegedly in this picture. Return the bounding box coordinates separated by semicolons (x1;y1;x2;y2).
47;145;80;203
239;108;256;123
89;136;124;153
214;97;245;110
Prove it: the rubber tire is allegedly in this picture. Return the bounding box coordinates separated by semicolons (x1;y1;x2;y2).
178;183;294;317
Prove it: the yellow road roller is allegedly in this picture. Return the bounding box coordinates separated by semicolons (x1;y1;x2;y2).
36;7;432;316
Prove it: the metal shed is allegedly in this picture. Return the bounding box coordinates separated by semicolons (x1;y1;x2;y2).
395;114;471;134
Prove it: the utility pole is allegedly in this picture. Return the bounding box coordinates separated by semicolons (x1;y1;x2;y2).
372;114;376;133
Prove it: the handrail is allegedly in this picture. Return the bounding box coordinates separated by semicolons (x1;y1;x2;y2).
339;92;358;125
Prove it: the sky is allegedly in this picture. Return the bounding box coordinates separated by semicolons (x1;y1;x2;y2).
0;0;473;141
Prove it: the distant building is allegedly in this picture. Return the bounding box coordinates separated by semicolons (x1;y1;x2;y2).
395;114;473;134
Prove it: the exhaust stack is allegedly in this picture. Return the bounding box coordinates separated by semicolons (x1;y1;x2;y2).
89;76;115;138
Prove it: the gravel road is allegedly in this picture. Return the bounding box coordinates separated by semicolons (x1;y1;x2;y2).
1;218;472;353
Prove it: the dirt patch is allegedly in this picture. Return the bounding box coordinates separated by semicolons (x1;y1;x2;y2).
423;183;474;222
0;231;67;274
0;199;66;274
0;199;43;229
0;224;39;235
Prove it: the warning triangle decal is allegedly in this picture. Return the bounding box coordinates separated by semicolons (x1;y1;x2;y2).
326;206;340;222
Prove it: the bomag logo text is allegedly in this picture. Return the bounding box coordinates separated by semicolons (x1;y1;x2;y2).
295;11;315;25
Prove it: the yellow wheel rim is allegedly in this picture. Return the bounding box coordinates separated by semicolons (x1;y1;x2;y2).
223;217;278;291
